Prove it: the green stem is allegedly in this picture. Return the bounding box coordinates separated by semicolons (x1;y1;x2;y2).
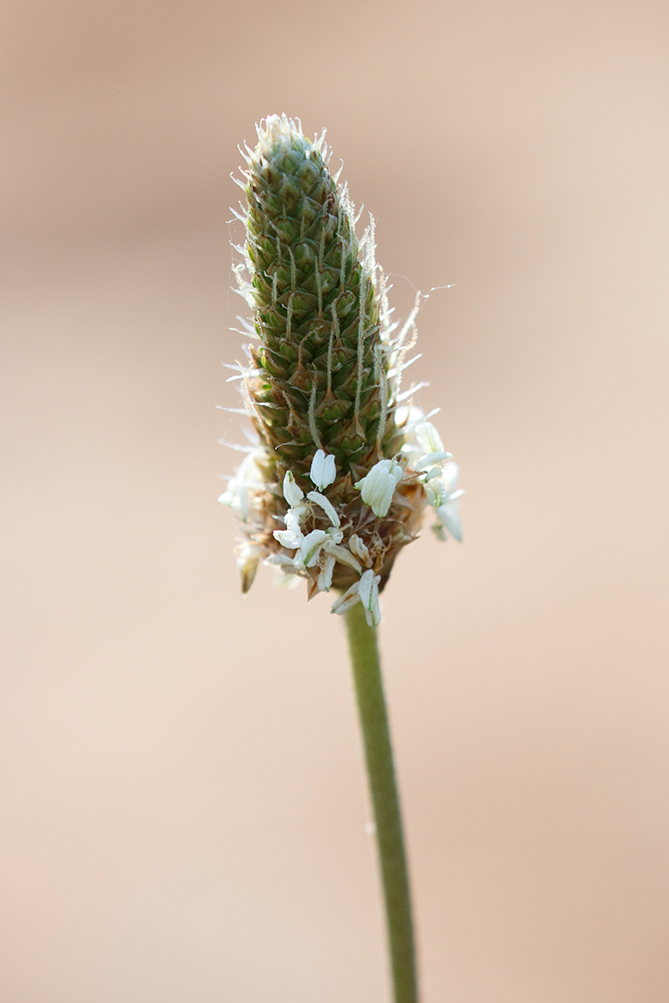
343;601;419;1003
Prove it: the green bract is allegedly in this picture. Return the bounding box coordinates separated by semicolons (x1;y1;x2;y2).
239;116;403;491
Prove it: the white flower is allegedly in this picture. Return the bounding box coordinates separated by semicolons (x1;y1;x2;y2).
325;526;344;545
218;449;265;520
309;449;337;490
424;461;464;542
399;413;465;544
285;506;307;531
355;459;403;517
235;542;264;593
282;470;304;507
267;552;298;570
358;569;381;628
219;480;248;519
272;570;302;590
414;450;453;471
348;534;372;566
424;461;458;507
400;417;452;471
412;423;452;470
415;421;444;454
296;529;329;568
329;568;381;626
394;404;426;431
440;460;460;493
272;506;307;549
436;499;463;542
273;526;303;549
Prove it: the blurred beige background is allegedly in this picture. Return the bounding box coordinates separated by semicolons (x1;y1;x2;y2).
2;1;668;1000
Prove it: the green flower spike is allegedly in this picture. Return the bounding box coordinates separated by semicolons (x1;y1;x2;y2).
220;115;464;618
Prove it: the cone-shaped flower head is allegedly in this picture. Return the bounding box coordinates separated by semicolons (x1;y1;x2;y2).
221;116;463;624
241;115;404;480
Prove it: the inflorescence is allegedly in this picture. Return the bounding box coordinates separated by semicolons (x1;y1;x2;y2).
220;115;463;625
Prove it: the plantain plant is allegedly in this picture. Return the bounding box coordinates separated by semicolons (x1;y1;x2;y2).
220;115;463;1003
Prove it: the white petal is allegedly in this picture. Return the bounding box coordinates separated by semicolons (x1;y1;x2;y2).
309;449;337;490
306;491;340;527
425;478;447;508
415;422;444;454
218;479;249;520
415;450;453;471
425;462;461;509
394;404;425;429
235;449;265;484
437;499;463;542
283;470;304;507
284;507;307;533
441;460;460;493
238;485;249;520
266;553;298;569
322;453;337;487
424;466;444;481
354;459;403;518
272;570;302;590
273;527;303;549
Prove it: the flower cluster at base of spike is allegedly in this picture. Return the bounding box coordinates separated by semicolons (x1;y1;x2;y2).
221;447;380;625
401;413;464;543
220;414;463;627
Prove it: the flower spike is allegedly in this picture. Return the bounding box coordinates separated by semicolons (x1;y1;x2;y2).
220;115;463;619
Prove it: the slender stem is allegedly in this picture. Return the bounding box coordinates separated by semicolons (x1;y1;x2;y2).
343;601;419;1003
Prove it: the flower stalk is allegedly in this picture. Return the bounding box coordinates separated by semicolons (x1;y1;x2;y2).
344;601;418;1003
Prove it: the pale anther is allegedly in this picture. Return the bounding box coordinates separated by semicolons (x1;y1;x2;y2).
330;581;361;616
355;459;403;518
283;470;304;507
306;491;340;527
309;449;337;490
298;529;329;567
358;569;381;628
349;534;371;565
322;542;362;573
